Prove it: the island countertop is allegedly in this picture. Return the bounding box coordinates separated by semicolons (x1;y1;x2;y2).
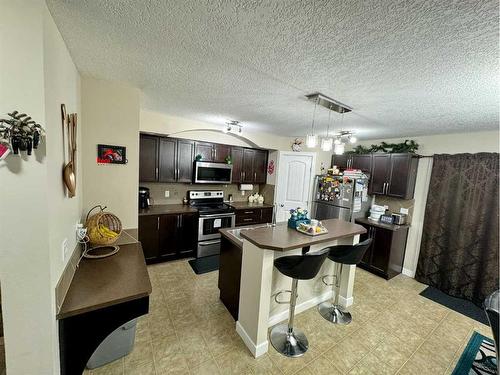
239;219;366;251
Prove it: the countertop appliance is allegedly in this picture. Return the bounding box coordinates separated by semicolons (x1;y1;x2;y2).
194;162;232;184
188;190;235;258
311;174;370;222
392;213;407;225
138;187;150;209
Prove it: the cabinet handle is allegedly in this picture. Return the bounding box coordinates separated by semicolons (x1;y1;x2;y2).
155;167;159;179
157;217;160;230
243;218;253;222
214;148;217;160
254;172;257;181
242;171;245;180
244;211;254;214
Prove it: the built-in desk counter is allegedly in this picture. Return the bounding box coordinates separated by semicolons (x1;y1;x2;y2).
220;219;366;358
57;233;152;375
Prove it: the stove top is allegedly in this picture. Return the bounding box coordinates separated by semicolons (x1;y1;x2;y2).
195;203;234;215
187;190;234;215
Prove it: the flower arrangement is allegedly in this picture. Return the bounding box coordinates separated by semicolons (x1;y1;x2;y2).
288;207;310;228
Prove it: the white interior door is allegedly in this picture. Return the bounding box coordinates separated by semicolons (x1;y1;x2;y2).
275;152;315;222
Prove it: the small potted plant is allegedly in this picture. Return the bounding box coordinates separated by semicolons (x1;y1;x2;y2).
288;207;310;229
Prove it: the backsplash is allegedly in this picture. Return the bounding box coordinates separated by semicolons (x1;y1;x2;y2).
373;195;415;224
140;182;273;205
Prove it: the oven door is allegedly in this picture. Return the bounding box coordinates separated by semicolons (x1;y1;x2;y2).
194;162;233;184
198;213;235;241
197;239;221;258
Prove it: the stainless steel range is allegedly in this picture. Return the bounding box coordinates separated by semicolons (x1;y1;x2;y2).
188;190;235;258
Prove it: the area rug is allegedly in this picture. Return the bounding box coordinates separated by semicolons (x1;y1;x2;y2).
188;255;219;275
420;286;489;325
452;331;497;374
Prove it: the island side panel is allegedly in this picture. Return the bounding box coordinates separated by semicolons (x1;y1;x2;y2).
237;241;275;357
337;234;360;307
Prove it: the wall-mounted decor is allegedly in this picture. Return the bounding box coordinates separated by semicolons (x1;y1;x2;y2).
62;104;77;198
291;138;303;152
97;144;127;164
0;110;45;158
267;160;275;175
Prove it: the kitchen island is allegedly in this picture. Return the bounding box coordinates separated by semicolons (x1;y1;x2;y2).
219;219;366;357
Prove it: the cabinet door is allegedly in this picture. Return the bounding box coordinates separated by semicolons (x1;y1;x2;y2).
139;134;158;182
231;147;244;183
370;227;392;274
358;224;373;266
369;154;391;195
214;144;231;163
242;149;255;183
177;213;198;257
138;215;160;263
331;154;349;170
387;154;418;199
195;142;214;161
158;137;177;182
261;207;273;224
253;150;268;184
159;214;179;261
177;139;194;182
351;154;372;172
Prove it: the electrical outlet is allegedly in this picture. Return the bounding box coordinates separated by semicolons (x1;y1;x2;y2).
164;190;170;198
62;238;69;262
400;207;409;215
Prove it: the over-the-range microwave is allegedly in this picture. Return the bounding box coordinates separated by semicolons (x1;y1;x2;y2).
194;161;233;184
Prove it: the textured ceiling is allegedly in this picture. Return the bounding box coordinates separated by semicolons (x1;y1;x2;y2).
46;0;499;139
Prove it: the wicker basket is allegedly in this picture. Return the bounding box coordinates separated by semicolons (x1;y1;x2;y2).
85;205;122;246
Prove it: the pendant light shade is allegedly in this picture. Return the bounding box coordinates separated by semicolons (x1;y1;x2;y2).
306;134;318;148
334;142;345;155
321;137;333;151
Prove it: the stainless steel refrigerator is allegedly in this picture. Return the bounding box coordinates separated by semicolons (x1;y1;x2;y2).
311;174;370;222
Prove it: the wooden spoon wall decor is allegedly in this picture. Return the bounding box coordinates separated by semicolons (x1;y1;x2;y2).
61;104;77;198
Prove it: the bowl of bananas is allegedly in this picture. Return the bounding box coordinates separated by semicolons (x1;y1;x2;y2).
85;205;122;247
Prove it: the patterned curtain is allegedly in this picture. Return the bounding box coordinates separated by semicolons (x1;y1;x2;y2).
416;153;499;307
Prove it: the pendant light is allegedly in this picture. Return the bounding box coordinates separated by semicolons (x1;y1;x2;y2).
306;97;319;148
334;112;346;155
321;105;333;151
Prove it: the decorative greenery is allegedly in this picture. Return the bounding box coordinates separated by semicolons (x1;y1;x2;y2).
225;155;232;164
346;140;419;155
195;154;203;161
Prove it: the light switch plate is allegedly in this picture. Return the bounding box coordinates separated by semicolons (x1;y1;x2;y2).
164;190;170;198
400;207;409;215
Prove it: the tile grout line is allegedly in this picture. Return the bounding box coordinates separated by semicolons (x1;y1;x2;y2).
442;326;475;375
394;309;451;374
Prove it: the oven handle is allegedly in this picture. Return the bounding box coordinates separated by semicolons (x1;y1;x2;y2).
199;213;235;218
198;240;221;246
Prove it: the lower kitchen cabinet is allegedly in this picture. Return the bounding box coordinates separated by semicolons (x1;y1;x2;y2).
355;218;409;279
234;206;273;226
139;213;198;264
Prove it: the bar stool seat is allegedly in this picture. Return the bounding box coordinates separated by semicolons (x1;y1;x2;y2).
270;249;329;357
318;239;372;325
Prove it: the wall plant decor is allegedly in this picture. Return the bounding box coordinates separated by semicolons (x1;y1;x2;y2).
347;139;419;154
0;111;45;159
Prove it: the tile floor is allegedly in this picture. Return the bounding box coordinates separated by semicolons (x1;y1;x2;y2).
84;259;494;375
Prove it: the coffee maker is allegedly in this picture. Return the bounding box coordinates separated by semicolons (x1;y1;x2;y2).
139;187;150;209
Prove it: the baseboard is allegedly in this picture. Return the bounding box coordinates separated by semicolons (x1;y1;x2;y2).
402;268;415;278
235;321;268;358
339;294;354;307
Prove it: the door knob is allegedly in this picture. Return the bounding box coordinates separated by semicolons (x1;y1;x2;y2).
280;204;284;207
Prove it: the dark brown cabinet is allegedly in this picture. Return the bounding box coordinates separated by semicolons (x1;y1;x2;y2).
214;144;231;163
231;147;244;183
194;142;231;163
240;148;268;184
139;213;198;264
331;154;372;172
176;139;194;182
158;138;176;182
140;134;194;183
368;153;418;200
331;154;349;170
194;142;214;161
234;206;274;226
219;236;242;320
139;135;158;182
356;218;409;279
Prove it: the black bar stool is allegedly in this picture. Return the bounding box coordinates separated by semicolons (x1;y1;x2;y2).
270;249;330;357
318;238;372;325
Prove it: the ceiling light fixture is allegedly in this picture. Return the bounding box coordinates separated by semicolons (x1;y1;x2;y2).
321;105;333;151
306;97;319;148
224;120;242;134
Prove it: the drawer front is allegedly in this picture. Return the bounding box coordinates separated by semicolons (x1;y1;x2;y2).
235;210;260;226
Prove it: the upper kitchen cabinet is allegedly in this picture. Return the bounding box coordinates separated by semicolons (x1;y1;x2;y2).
368;153;419;199
231;147;244;183
194;142;231;162
240;148;268;184
254;149;267;183
158;137;176;182
176;139;194;182
139;134;194;183
331;154;372;172
139;134;159;182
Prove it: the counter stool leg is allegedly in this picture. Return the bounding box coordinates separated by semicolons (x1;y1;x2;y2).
318;263;352;324
270;278;309;357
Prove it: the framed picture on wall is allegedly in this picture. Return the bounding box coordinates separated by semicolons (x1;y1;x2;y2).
97;144;127;164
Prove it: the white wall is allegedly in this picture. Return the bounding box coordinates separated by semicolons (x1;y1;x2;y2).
82;78;140;229
357;130;500;276
0;1;82;373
